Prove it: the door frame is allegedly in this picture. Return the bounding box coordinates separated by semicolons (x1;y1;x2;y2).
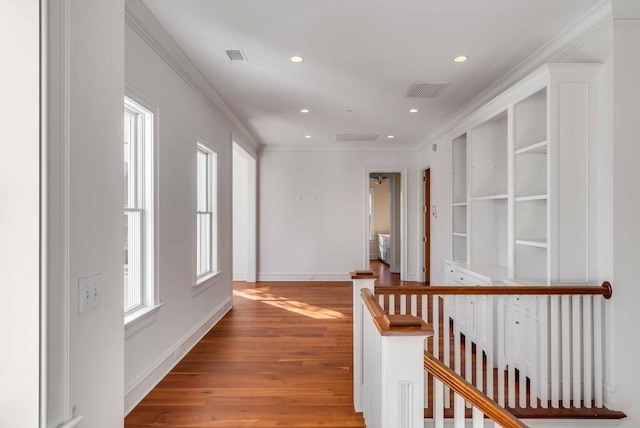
364;167;408;280
232;141;257;282
419;165;432;283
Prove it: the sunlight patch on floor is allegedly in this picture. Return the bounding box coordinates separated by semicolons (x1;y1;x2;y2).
233;287;345;320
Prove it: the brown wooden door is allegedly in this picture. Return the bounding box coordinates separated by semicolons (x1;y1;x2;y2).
424;169;430;283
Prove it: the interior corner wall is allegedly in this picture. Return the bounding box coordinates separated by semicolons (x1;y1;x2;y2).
259;149;419;281
233;147;249;280
123;23;234;412
0;1;40;426
610;13;640;428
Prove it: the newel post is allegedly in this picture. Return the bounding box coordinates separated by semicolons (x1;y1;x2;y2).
351;270;377;412
379;324;431;428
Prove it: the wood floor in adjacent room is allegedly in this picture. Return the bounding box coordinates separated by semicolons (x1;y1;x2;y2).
124;281;366;427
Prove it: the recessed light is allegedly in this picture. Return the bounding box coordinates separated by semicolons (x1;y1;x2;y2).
291;56;304;63
305;135;311;139
409;108;419;113
454;55;468;63
300;109;310;113
387;135;395;139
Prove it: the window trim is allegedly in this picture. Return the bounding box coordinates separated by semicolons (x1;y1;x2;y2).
124;94;160;329
195;140;219;292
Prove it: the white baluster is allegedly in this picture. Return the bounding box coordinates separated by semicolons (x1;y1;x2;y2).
487;295;494;401
572;295;582;407
454;394;465;428
594;296;603;407
539;295;549;408
583;295;593;408
411;294;418;316
508;296;516;408
519;296;527;409
497;295;505;407
465;296;473;408
434;378;444;428
550;295;560;408
389;295;395;315
529;296;538;408
562;295;571;408
444;296;451;409
472;406;483;428
400;294;407;314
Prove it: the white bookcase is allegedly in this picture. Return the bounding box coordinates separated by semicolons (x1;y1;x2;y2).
451;134;468;262
447;63;599;286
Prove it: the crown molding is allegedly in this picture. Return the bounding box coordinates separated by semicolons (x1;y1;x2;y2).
416;0;613;149
124;0;259;154
259;143;418;153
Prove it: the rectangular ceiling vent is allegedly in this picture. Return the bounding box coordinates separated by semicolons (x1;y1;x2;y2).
405;81;449;98
225;49;247;61
336;134;379;142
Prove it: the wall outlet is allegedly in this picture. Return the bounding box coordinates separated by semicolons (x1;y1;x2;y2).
78;273;102;314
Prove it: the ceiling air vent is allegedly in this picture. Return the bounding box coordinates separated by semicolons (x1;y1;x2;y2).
225;49;247;61
405;81;449;98
336;134;379;142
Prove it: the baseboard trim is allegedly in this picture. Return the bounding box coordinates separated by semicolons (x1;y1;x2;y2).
257;273;349;282
124;297;233;414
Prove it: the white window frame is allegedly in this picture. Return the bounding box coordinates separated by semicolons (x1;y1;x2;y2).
195;141;219;294
124;96;161;332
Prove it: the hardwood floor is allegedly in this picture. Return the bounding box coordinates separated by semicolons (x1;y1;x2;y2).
125;281;365;427
368;259;425;285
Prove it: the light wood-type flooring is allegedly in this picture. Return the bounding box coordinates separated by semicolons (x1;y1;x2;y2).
125;281;366;427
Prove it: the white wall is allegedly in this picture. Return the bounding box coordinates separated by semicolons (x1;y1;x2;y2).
259;148;419;281
43;1;127;426
610;4;640;426
0;1;40;426
233;147;249;280
123;22;235;412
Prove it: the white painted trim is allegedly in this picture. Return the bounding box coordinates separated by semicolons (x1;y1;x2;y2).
40;0;49;425
233;274;247;281
124;303;164;339
45;0;71;425
416;0;612;150
124;297;233;415
364;167;409;280
192;271;220;296
57;416;84;428
124;0;259;153
261;143;417;153
257;273;350;282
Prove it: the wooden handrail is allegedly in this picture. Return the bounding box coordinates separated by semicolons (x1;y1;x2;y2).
424;351;528;428
361;289;434;337
376;281;612;299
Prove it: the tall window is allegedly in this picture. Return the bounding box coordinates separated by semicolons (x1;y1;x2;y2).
196;142;218;283
124;97;154;315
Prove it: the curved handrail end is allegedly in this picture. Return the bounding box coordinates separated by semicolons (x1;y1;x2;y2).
602;281;613;299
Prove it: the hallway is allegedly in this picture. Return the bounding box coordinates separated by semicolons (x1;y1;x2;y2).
125;281;365;427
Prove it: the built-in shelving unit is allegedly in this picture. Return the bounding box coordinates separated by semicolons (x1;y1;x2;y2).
447;63;599;287
451;134;468;262
514;88;548;282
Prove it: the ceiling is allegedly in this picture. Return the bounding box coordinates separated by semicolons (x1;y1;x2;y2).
140;0;602;148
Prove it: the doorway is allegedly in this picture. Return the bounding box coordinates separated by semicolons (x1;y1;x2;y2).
365;169;407;280
423;169;431;283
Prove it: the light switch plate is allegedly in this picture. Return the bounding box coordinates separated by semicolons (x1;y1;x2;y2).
79;273;102;314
